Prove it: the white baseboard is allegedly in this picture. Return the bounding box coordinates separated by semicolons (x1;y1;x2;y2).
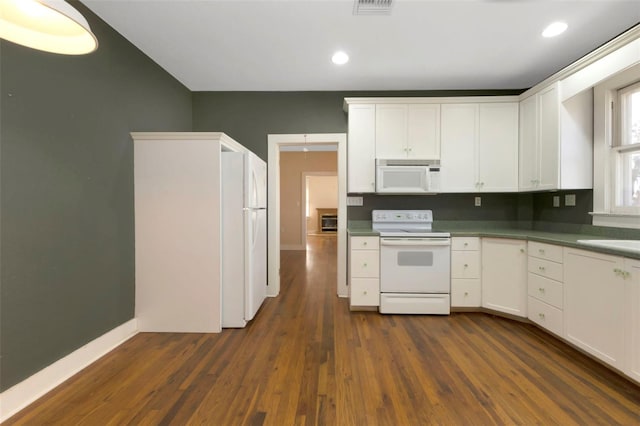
0;318;138;423
280;244;306;250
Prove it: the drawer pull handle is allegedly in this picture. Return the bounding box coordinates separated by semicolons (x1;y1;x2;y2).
363;263;367;267
464;292;469;296
363;242;367;246
464;264;468;268
520;248;525;253
538;313;545;320
538;287;545;293
538;266;545;271
464;242;468;246
539;249;545;254
363;291;367;295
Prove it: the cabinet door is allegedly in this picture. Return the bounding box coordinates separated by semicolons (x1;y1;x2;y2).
519;95;538;190
375;104;408;158
440;104;477;192
478;103;519;192
537;84;560;190
624;258;640;382
482;238;527;317
407;104;441;159
564;248;625;369
348;104;376;193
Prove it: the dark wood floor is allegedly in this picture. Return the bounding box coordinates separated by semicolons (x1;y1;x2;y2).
7;235;640;425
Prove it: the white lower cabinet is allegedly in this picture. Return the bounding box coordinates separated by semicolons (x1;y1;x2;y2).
564;248;626;370
624;258;640;382
527;242;564;336
481;238;527;317
349;236;380;308
451;237;481;307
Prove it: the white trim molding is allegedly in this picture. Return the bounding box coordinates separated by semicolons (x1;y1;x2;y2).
267;133;348;298
0;319;138;423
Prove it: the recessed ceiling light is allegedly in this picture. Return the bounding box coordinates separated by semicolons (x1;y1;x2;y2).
542;21;568;38
331;51;349;65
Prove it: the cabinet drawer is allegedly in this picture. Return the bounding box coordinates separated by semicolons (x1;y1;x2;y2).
350;278;380;306
528;296;564;337
451;251;480;278
528;273;563;309
451;279;481;307
528;256;563;282
350;250;379;278
452;237;480;251
528;241;563;263
351;236;379;250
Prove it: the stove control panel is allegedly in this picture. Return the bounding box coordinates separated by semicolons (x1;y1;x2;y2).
372;210;433;223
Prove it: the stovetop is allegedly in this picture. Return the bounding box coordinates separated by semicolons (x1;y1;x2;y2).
371;210;450;238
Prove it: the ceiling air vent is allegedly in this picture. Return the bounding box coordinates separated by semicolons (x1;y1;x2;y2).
353;0;394;15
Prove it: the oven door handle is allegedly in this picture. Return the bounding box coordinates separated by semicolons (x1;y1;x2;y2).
380;238;451;247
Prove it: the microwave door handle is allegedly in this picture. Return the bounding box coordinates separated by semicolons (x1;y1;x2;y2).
380;238;451;247
425;166;431;189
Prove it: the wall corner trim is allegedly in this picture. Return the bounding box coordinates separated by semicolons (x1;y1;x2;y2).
0;319;139;423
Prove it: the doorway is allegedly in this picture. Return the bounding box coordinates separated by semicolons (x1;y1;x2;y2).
303;173;338;237
267;133;347;298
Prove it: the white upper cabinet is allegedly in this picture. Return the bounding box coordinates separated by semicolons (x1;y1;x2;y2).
347;104;376;193
407;104;441;158
519;82;593;191
478;103;519;192
519;95;538;190
376;104;407;158
376;104;440;159
441;102;519;192
440;104;477;192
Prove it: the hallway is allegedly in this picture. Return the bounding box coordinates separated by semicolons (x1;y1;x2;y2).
6;236;640;425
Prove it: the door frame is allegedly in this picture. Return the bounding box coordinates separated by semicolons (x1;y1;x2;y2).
267;133;348;297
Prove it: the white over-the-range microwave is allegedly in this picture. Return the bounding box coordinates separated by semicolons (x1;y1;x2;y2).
375;159;441;194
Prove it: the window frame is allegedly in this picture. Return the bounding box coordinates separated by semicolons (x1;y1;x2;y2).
592;63;640;229
610;80;640;215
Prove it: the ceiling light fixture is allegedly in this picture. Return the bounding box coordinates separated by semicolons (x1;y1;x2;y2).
0;0;98;55
542;21;568;38
331;51;349;65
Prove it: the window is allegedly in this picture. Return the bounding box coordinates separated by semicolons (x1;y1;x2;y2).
612;81;640;214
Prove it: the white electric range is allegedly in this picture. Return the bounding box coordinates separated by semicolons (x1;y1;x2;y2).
372;210;451;315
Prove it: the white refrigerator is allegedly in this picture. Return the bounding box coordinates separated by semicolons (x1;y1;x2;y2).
221;151;267;327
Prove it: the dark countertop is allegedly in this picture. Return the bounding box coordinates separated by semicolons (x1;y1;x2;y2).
347;222;640;260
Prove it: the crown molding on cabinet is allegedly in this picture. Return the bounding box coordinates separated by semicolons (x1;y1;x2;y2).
342;96;519;112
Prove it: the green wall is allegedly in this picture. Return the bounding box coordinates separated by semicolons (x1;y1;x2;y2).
0;4;192;391
192;90;522;160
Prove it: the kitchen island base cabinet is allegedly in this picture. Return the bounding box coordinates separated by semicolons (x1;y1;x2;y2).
481;238;527;317
349;236;380;309
564;248;625;370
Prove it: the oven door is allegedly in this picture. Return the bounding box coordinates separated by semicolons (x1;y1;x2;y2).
380;237;450;293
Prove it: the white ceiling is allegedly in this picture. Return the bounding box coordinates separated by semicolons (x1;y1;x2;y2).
81;0;640;92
